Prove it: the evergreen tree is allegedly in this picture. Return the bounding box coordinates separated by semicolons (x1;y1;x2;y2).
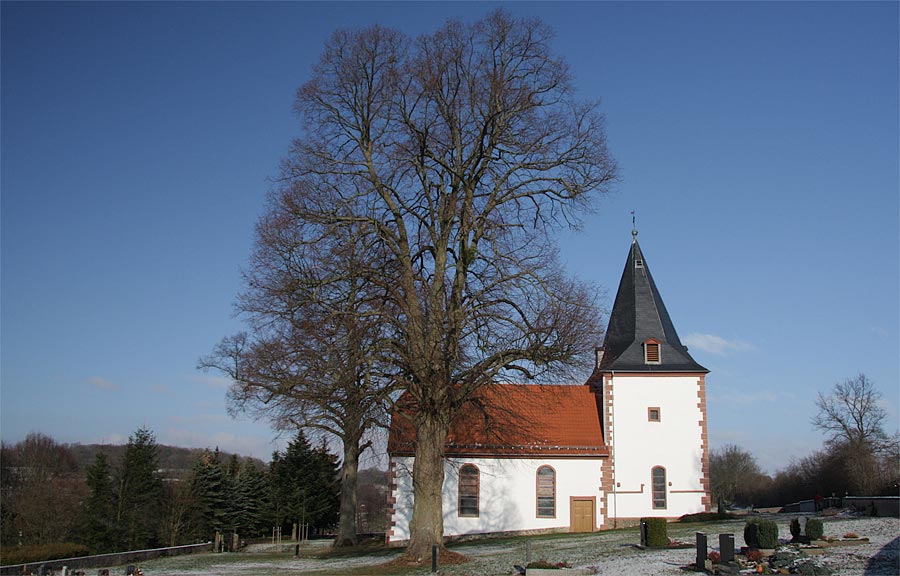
190;449;229;539
226;454;241;479
115;427;164;550
233;461;267;537
269;432;340;535
82;451;117;553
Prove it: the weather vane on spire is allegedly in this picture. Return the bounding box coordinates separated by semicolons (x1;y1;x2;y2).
631;210;638;242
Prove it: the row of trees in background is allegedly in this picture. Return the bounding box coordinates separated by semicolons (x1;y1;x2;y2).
711;374;899;509
0;428;386;560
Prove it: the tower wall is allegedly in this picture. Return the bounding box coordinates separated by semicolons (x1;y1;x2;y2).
603;372;709;523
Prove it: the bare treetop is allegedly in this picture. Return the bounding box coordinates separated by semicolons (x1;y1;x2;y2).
812;373;889;447
282;11;616;403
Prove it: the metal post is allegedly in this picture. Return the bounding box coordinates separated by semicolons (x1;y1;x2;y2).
526;539;532;564
431;544;439;572
640;520;648;547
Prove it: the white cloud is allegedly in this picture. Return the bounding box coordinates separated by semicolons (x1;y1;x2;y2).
87;376;117;391
709;388;777;406
683;333;753;356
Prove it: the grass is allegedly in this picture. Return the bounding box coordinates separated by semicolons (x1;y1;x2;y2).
96;515;768;576
309;538;399;559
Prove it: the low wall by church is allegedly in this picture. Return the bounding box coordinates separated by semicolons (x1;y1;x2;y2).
844;496;900;517
779;496;899;517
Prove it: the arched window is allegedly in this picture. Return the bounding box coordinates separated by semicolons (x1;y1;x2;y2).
458;464;479;517
536;465;556;518
652;466;667;509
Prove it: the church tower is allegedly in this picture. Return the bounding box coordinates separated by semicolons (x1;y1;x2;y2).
588;230;710;526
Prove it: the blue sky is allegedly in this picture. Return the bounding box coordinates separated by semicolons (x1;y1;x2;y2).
2;1;897;473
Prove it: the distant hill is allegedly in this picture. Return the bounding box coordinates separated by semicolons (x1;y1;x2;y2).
64;442;267;478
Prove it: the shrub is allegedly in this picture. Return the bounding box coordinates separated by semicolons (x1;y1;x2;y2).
744;518;778;549
744;519;761;548
708;551;721;563
641;517;668;547
789;518;802;540
679;512;736;523
756;519;779;548
805;518;824;540
0;543;90;566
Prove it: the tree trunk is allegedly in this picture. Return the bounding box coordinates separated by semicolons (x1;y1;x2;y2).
405;415;450;560
334;437;361;547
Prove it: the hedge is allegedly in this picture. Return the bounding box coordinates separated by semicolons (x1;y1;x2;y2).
641;517;668;547
743;518;778;549
805;518;824;540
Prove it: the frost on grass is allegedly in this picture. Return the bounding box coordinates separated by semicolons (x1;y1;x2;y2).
128;516;898;576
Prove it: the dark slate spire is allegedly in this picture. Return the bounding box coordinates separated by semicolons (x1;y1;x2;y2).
597;231;707;373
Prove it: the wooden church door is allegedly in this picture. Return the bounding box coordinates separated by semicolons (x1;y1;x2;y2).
570;498;595;532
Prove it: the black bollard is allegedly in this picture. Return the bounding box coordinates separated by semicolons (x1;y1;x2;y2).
640;520;648;547
719;533;735;563
695;532;707;569
431;544;438;572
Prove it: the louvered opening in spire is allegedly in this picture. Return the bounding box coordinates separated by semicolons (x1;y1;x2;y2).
644;339;661;364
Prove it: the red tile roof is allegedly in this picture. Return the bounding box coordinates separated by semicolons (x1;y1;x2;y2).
388;384;609;458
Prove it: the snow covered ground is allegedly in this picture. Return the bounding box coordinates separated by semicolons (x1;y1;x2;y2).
131;513;898;575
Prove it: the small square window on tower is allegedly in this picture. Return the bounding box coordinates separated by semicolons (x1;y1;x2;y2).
643;339;661;364
648;407;661;422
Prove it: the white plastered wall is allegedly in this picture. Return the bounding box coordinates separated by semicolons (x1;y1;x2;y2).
606;374;706;520
388;456;605;543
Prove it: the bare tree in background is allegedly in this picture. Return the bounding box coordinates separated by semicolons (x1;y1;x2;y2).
280;10;616;558
200;196;393;547
709;444;768;507
1;433;85;546
812;373;897;495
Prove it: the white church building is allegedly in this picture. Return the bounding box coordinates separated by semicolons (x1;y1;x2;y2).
386;231;710;544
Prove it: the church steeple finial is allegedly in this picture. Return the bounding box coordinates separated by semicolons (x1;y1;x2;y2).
631;210;638;243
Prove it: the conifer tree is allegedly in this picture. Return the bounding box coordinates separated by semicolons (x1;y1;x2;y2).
83;451;117;553
190;449;230;539
269;432;339;535
233;461;267;537
115;427;164;550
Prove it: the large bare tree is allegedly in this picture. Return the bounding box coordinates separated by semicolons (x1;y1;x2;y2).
200;193;393;547
282;10;617;558
812;373;897;494
812;373;890;448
